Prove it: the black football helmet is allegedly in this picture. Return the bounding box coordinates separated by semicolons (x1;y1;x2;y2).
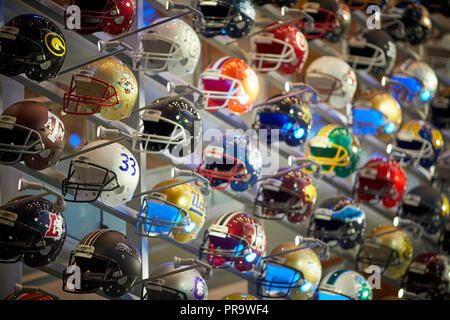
307;196;366;250
344;29;397;77
252;94;312;147
396;185;449;235
62;229;141;298
433;151;450;194
430;88;450;130
401;252;449;300
197;0;255;38
0;195;66;267
439;221;450;254
0;14;66;82
132;97;202;157
383;0;432;46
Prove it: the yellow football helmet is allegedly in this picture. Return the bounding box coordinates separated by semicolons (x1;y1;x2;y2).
352;90;402;138
305;124;361;178
256;241;322;300
136;179;207;243
356;224;413;280
63;57;138;121
221;293;257;300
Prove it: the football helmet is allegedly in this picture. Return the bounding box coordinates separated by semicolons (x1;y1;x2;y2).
307;196;366;250
3;285;59;300
0;195;66;267
295;0;352;43
397;185;449;235
317;270;372;300
0;100;65;170
388;120;444;169
221;292;257;300
249;22;308;75
356;224;413;279
64;0;136;36
0;14;66;82
132;97;202;157
342;0;388;11
387;59;438;110
252;93;312;147
441;222;450;254
63;57;138;121
131;18;201;76
422;0;450;17
351;90;402;137
136;179;207;243
401;252;449;300
343;29;397;77
196;133;262;192
354;157;407;209
197;0;255;38
62;140;140;207
62;229;141;297
253;167;317;224
256;242;322;299
383;0;432;45
430;88;450;130
199;211;267;272
433;150;450;194
199;56;260;114
143;261;208;300
305;56;357;109
304;124;361;178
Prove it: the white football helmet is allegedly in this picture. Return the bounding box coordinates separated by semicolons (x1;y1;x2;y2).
317;270;372;300
62;140;140;207
131;18;201;76
305;56;357;109
387;59;438;110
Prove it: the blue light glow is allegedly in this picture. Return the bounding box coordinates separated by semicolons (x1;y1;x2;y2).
235;244;244;255
69;134;82;148
420;90;431;101
385;123;396;134
184;222;196;233
294;128;305;139
221;29;227;35
300;282;312;292
245;252;257;262
317;291;350;300
238;95;250;104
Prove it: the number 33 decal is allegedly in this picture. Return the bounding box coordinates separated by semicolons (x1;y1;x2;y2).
119;153;137;176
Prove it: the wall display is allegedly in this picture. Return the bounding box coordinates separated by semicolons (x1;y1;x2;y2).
317;269;372;300
356;224;413;280
0;0;449;304
62;229;141;297
199;211;267;272
0;14;66;82
253;167;317;224
256;241;322;299
0;100;65;170
63;57;138;121
354;157;407;209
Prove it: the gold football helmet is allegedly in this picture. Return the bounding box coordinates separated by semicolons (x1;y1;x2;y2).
256;241;322;300
136;179;207;243
63;57;138;121
352;90;402;138
356;224;413;280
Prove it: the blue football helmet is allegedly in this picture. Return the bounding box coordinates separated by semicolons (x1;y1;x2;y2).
197;133;262;192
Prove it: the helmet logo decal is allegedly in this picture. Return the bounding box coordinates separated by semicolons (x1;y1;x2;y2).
44;212;64;240
116;242;141;263
44;32;66;57
44;111;65;144
190;191;206;217
119;76;134;95
344;69;356;85
193;277;207;300
119;153;137;176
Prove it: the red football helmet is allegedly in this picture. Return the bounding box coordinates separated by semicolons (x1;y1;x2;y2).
0;100;65;170
250;22;308;75
354;157;407;208
65;0;136;36
253;167;317;224
199;211;267;272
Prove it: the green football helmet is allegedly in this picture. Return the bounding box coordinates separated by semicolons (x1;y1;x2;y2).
304;124;361;178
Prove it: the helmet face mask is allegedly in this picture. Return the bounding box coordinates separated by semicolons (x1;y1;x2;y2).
251;34;297;72
297;5;339;40
357;241;401;274
201;72;250;110
256;260;305;298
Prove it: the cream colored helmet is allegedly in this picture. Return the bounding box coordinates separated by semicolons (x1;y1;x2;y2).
256;241;322;300
63;57;138;121
356;224;413;280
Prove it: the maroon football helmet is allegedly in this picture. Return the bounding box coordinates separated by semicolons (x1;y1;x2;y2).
253;167;317;224
354;157;407;209
0;100;65;170
199;211;267;272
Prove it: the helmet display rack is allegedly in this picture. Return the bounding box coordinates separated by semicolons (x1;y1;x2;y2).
0;0;448;300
